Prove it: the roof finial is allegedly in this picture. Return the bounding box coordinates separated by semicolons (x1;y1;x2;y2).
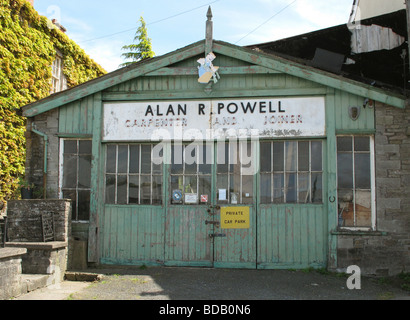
205;6;213;55
207;6;213;21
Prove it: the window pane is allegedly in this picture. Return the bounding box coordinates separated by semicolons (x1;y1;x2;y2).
79;140;92;154
78;190;90;220
117;175;127;205
273;142;284;171
217;143;229;173
338;189;354;227
152;175;162;205
285;142;297;172
260;142;272;172
355;153;371;189
118;145;128;174
198;176;211;202
242;175;253;204
152;144;163;174
63;190;77;220
298;142;309;172
184;176;198;194
78;155;92;188
64;140;77;154
171;145;183;174
260;173;272;204
105;174;115;204
273;173;284;203
199;144;212;174
140;176;151;204
217;174;228;203
106;145;117;173
129;175;139;204
311;173;323;203
63;155;77;188
129;145;140;174
185;145;197;174
298;173;310;203
337;153;353;188
354;137;370;152
141;145;151;174
286;173;297;203
355;190;371;227
337;137;352;152
311;141;322;172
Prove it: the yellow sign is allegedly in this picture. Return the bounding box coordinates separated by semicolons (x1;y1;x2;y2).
221;207;250;229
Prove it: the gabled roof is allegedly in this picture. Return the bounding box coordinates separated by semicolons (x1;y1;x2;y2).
23;38;406;118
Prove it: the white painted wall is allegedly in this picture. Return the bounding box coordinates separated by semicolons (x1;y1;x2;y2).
349;0;405;22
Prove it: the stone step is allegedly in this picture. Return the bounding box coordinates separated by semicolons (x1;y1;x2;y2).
19;274;53;295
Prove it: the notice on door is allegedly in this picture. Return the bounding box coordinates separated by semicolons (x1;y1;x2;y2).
221;207;250;229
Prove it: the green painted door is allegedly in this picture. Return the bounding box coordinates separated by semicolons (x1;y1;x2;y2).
257;140;327;269
213;141;257;269
164;143;215;266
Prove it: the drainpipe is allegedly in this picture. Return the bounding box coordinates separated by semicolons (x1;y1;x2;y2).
31;124;48;199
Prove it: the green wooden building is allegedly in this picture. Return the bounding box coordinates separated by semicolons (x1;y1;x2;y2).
22;11;410;275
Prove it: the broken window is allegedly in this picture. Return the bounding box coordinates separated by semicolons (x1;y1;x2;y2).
337;136;374;228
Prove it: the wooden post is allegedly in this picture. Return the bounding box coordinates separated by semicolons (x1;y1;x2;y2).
205;6;213;56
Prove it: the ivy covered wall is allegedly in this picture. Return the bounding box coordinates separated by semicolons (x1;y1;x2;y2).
0;0;106;202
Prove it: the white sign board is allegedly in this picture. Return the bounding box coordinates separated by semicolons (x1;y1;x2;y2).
103;97;325;141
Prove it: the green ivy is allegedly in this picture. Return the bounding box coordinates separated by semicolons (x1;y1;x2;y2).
0;0;106;202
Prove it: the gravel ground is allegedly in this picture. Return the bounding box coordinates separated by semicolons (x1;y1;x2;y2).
63;266;409;301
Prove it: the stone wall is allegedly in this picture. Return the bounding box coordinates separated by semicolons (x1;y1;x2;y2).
6;200;71;242
25;109;60;199
0;248;26;300
336;102;410;276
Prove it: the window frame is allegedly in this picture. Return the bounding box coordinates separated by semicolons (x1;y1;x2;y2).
259;139;324;205
59;138;92;222
336;135;376;231
104;143;163;206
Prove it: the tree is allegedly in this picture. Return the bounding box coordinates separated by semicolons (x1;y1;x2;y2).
120;17;155;67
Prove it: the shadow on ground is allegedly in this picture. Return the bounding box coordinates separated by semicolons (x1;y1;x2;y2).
67;266;410;300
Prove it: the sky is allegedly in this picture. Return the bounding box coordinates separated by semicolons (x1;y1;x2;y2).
33;0;354;72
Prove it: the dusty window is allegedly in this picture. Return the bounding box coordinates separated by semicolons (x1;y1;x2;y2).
337;136;373;228
105;144;163;205
170;144;213;205
216;141;254;205
61;139;92;221
260;140;323;204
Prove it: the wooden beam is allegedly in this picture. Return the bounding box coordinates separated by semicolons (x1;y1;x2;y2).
102;87;328;101
145;66;281;76
213;42;406;109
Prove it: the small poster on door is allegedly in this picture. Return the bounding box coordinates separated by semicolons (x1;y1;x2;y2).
185;193;198;204
218;189;227;201
201;195;208;203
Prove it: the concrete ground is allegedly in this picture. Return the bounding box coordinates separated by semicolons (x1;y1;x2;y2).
12;266;410;301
